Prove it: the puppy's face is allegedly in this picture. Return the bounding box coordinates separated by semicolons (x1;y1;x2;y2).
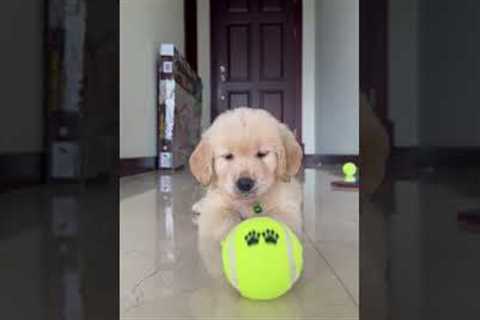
213;132;278;199
189;108;303;200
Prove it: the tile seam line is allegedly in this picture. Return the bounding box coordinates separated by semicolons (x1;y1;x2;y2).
304;231;359;307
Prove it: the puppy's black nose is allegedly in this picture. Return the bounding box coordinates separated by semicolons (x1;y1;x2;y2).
236;177;255;192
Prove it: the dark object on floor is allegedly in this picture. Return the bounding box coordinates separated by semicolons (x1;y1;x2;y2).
330;180;359;190
458;208;480;233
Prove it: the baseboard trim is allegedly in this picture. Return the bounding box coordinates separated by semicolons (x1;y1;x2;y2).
390;147;480;170
303;154;359;168
119;157;157;177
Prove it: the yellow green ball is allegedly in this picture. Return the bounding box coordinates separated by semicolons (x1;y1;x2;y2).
221;217;303;300
342;162;357;177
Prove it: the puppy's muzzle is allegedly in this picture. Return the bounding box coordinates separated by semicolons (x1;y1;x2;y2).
236;177;255;193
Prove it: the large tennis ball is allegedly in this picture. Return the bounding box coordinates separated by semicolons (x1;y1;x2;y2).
221;217;303;300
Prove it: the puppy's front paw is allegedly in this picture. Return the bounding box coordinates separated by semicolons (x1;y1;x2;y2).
197;238;223;278
192;202;202;213
192;213;199;226
192;201;204;227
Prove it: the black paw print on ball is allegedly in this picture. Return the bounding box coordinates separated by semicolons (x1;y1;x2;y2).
262;229;279;245
244;230;261;246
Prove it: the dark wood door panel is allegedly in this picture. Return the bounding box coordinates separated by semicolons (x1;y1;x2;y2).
228;91;251;109
260;0;286;12
226;0;250;13
260;90;285;120
225;0;287;14
211;0;301;137
260;23;285;80
227;24;251;81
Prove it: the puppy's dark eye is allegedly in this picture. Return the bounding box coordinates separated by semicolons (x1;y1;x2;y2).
223;153;234;160
256;151;268;158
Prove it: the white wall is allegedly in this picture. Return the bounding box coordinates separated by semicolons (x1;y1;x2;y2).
418;0;480;147
315;0;359;154
388;0;419;147
120;0;184;159
0;1;44;153
389;0;480;147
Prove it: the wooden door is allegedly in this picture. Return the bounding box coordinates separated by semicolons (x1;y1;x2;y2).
211;0;302;137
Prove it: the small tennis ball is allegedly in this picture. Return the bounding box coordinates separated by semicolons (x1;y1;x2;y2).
342;162;357;177
221;217;303;300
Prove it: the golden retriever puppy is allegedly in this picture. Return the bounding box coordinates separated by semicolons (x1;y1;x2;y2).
189;107;304;246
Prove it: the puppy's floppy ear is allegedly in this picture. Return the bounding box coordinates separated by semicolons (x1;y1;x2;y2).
189;138;214;185
276;124;303;181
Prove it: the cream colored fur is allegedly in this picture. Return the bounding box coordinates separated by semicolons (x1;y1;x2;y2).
190;107;304;246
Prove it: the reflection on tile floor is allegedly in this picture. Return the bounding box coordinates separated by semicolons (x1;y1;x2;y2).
120;169;359;319
380;169;480;320
0;183;117;320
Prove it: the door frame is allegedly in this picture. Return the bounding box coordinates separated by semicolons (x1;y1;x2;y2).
209;0;303;140
184;0;198;72
360;0;394;145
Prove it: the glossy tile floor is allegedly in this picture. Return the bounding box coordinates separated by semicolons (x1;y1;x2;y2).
375;168;480;320
120;168;359;319
0;182;117;320
1;166;477;319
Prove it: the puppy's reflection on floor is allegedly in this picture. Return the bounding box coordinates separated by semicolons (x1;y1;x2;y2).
197;235;224;278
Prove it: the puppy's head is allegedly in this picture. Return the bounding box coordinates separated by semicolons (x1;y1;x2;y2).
189;107;302;200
